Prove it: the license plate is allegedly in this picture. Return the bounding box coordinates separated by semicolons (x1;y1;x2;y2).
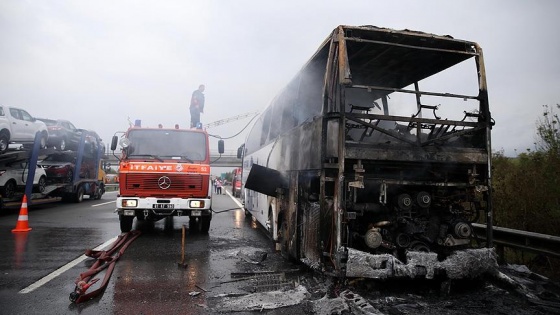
191;210;201;216
153;204;174;209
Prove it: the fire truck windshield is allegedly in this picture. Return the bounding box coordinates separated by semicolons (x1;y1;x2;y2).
126;129;207;161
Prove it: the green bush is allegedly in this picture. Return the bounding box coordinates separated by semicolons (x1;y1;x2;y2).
491;104;560;280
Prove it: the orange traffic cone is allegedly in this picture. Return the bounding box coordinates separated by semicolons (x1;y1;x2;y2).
12;195;32;233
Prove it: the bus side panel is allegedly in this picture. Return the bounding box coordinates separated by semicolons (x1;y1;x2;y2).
243;142;275;231
297;171;324;268
271;119;323;172
245;119;324;236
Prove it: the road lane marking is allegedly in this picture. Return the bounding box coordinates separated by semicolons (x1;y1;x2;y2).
226;190;244;209
92;200;116;207
19;236;119;294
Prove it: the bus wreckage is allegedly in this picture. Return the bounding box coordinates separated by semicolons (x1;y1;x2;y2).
242;25;496;279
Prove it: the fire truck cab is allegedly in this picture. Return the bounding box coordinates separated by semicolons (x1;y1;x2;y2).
111;122;222;233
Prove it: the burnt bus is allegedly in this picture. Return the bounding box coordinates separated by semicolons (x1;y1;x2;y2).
242;25;496;279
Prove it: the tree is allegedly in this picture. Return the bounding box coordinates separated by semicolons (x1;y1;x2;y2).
536;104;560;154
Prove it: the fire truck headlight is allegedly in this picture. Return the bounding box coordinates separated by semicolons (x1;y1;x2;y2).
189;200;204;208
122;199;137;207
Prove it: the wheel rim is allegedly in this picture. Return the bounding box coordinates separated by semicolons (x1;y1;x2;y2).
38;177;46;193
5;182;15;198
76;187;84;202
66;170;73;182
0;137;7;152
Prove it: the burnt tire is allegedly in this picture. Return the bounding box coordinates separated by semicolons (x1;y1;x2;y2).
120;215;134;233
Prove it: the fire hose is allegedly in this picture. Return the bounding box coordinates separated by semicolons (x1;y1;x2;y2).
69;230;142;303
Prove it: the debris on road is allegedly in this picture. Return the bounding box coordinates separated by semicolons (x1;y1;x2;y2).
212;284;309;312
233;249;268;265
346;247;498;279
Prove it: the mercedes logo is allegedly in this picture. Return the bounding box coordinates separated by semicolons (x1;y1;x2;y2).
158;176;171;189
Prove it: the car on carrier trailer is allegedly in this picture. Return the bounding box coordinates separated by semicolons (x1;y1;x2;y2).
0;128;105;208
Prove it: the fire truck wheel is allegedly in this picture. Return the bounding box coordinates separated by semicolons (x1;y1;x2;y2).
189;217;198;233
120;215;133;233
200;216;211;234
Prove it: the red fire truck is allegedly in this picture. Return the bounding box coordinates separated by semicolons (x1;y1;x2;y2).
110;122;223;233
231;167;242;198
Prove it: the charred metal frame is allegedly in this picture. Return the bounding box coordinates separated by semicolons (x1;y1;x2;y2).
243;25;495;279
320;25;494;274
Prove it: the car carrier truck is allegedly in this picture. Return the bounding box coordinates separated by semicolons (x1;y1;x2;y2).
0;130;105;209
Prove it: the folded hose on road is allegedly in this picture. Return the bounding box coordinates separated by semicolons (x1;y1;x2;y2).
69;230;142;304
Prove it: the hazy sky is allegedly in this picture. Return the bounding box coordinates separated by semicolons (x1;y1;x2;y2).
1;0;559;159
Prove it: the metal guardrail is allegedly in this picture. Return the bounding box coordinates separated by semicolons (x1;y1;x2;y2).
472;223;560;259
104;184;119;192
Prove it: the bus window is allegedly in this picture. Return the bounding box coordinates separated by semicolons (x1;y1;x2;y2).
260;108;272;146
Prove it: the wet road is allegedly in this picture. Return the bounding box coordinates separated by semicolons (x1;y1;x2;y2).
1;188;559;315
0;189;306;315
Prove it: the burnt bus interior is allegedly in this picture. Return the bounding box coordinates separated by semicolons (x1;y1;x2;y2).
244;25;493;275
317;25;493;268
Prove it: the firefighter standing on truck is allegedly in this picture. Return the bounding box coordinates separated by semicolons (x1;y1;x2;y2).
190;84;205;128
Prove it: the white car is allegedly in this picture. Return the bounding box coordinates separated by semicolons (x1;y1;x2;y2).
0;161;47;199
0;105;49;153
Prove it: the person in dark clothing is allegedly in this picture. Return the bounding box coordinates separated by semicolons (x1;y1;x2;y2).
190;84;205;128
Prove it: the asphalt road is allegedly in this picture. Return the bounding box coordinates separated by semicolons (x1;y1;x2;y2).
0;188;559;315
0;189;307;315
